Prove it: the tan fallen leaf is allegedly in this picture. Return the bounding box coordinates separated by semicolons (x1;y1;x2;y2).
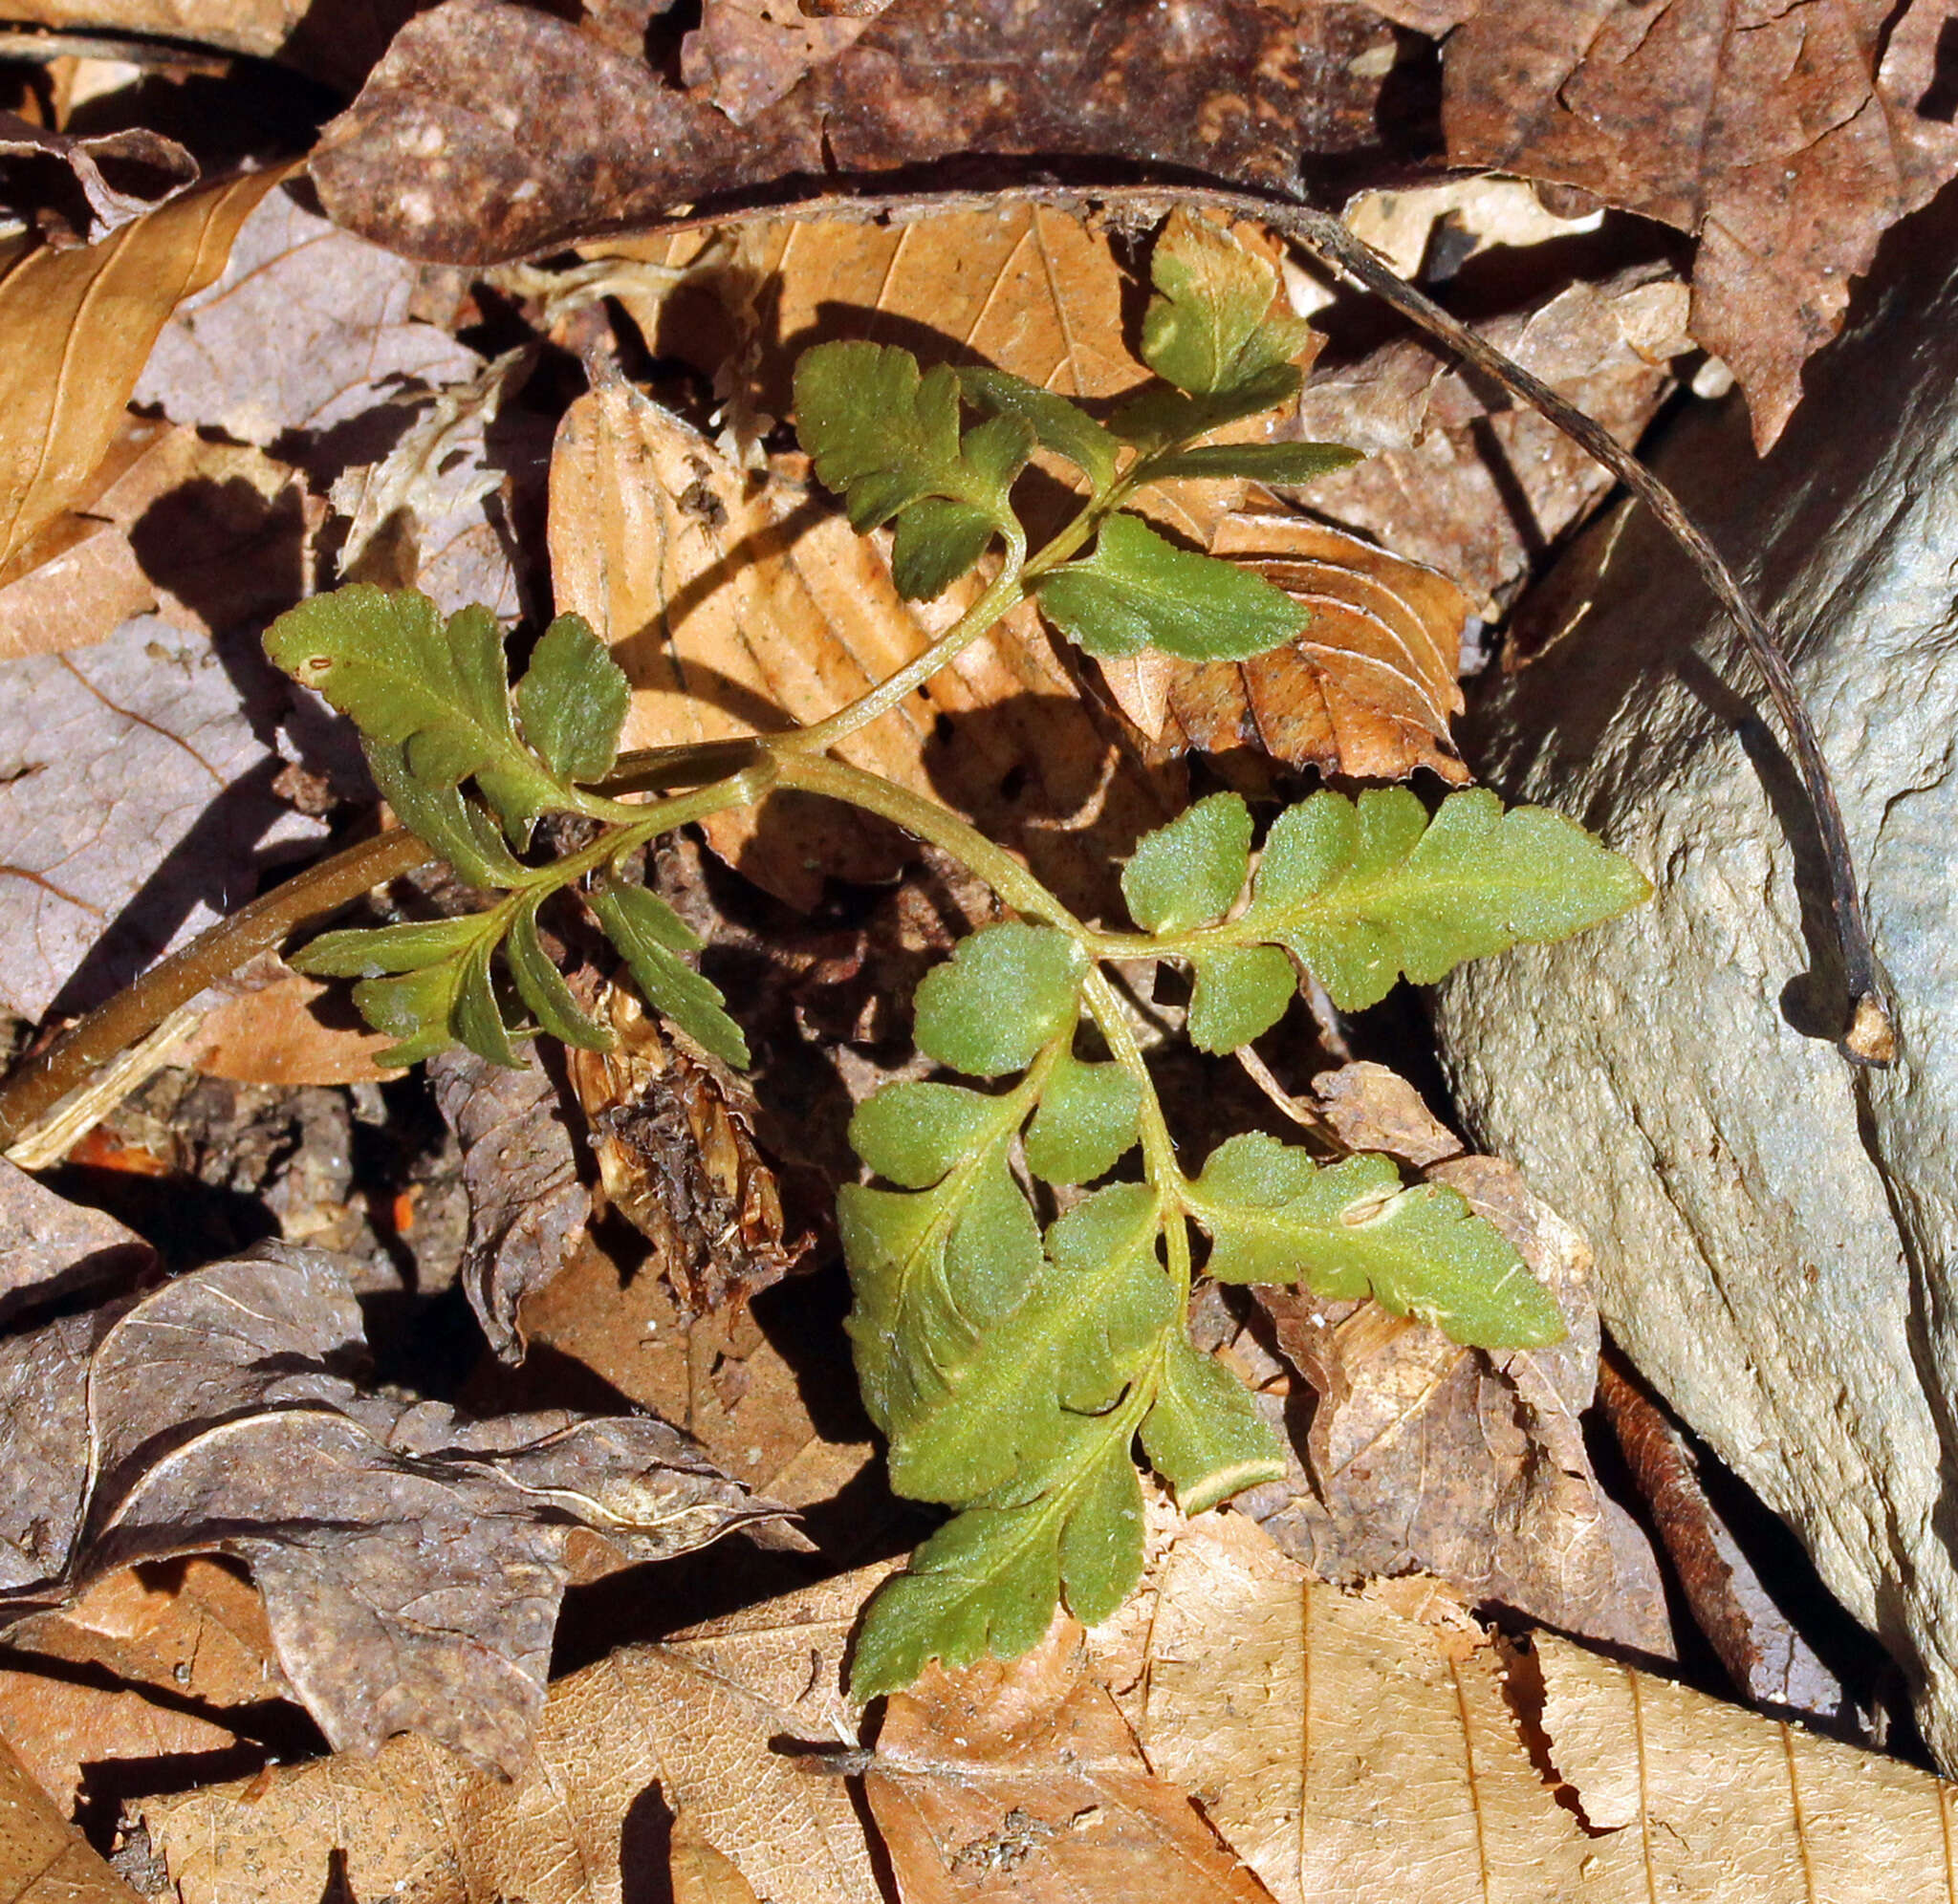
182;963;400;1088
548;374;1178;913
0;1560;281;1815
869;1614;1277;1903
565;980;802;1320
669;1809;762;1904
0;1730;141;1904
148;1565;892;1904
1136;1512;1958;1903
1105;513;1470;780
1249;1062;1670;1657
0;166;286;580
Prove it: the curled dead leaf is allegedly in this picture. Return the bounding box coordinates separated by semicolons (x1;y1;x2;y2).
566;980;803;1320
0;1240;788;1774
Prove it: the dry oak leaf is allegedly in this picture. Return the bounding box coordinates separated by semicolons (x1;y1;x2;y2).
310;0;1402;265
869;1612;1277;1903
1138;1513;1958;1903
547;373;1178;915
1441;0;1958;448
1103;512;1471;781
565;980;802;1322
1289;261;1693;615
0;1729;143;1904
147;1564;895;1904
0;1241;787;1776
1245;1063;1672;1659
0;165;285;582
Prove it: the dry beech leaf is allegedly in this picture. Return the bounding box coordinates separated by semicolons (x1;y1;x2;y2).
429;1042;592;1362
565;980;802;1320
1443;0;1958;448
547;373;1178;914
1290;263;1693;615
312;0;1399;264
1245;1062;1671;1658
0;615;327;1021
0;166;286;581
0;1559;281;1816
147;1565;893;1904
1106;513;1470;781
1135;1513;1958;1904
869;1613;1276;1903
605;202;1271;552
0;1241;786;1775
0;1730;143;1904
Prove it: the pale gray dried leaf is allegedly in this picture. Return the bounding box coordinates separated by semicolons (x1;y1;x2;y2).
1288;263;1693;614
134;188;480;461
0;1160;152;1330
431;1044;591;1362
0;616;327;1019
0;1243;784;1774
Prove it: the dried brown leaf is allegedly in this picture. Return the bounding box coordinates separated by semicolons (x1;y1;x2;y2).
0;1243;784;1774
668;1809;762;1904
1112;513;1470;780
312;0;1400;264
1290;263;1693;614
181;963;401;1089
429;1043;592;1363
1246;1065;1671;1657
565;981;801;1320
547;374;1177;914
0;167;284;580
0;1559;279;1814
869;1613;1277;1903
679;0;881;124
0;1731;143;1904
1442;0;1958;447
147;1565;892;1904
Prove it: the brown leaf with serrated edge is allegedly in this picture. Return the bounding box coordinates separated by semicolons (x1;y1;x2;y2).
1245;1062;1671;1658
547;371;1178;914
1111;513;1469;780
1441;1;1958;448
0;1730;143;1904
0;1241;788;1776
429;1042;591;1363
1288;262;1693;615
0;167;287;583
566;980;803;1320
311;0;1401;265
869;1612;1277;1904
147;1564;893;1904
0;1559;281;1815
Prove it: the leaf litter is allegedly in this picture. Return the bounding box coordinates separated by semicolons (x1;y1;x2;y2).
0;5;1949;1893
